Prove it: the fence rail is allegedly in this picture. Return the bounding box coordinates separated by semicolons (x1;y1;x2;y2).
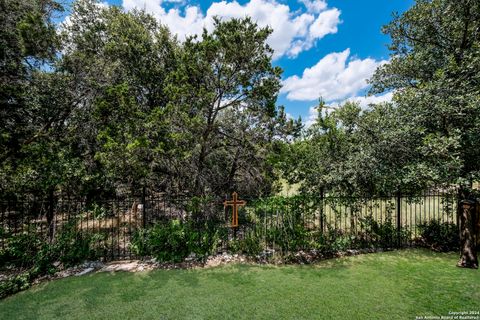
0;191;459;261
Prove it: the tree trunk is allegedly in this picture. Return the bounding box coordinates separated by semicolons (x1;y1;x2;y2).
225;147;240;193
477;204;480;251
194;108;215;196
47;188;55;242
457;199;478;269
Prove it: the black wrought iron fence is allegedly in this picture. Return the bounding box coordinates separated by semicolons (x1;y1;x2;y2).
0;190;459;261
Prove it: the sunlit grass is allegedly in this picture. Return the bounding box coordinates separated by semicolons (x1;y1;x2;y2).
1;249;478;320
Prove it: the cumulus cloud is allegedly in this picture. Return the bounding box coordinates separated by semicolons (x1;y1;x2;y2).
299;0;327;13
122;0;341;59
281;48;387;101
335;91;393;108
305;106;319;128
303;92;393;128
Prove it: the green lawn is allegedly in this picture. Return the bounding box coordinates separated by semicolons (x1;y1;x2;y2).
1;249;479;319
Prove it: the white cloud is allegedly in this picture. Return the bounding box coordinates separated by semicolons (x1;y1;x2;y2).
300;0;327;13
281;48;387;101
304;92;392;128
305;106;318;128
122;0;341;59
336;91;393;108
287;8;340;56
309;8;340;39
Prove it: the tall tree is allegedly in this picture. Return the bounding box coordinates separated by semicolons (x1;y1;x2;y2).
0;0;68;197
60;1;180;198
168;17;291;196
370;0;480;268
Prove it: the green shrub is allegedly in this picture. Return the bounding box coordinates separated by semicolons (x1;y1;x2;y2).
357;216;410;248
53;223;95;267
417;220;459;252
0;221;100;299
330;235;353;252
318;227;352;253
0;229;43;269
130;228;149;257
130;219;223;263
149;219;189;262
0;220;99;271
252;196;315;253
229;233;262;255
186;219;224;257
32;243;57;275
0;271;33;299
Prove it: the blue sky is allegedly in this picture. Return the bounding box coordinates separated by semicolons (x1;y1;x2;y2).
64;0;414;123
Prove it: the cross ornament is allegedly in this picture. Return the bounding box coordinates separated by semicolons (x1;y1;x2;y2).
223;192;246;228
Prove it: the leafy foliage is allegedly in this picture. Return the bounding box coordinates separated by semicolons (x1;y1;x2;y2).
369;0;480;189
1;0;300;201
250;196;317;252
0;222;98;271
356;216;411;249
130;219;223;262
0;221;104;298
0;271;33;299
278;0;480;199
228;235;262;256
417;220;459;252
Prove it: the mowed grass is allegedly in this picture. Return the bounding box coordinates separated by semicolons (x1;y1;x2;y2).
1;249;479;320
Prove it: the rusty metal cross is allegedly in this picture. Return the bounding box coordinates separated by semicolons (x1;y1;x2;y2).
223;192;246;228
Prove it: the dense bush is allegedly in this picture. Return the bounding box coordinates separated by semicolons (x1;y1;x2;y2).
228;233;262;256
252;196;317;253
356;216;410;248
130;219;223;262
0;222;103;299
147;220;190;262
0;222;98;271
53;223;97;267
265;222;310;252
417;220;459;252
321;228;353;252
0;271;33;299
0;229;42;268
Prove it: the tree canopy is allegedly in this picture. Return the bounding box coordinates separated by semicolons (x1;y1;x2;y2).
0;0;300;200
279;0;480;198
2;0;479;202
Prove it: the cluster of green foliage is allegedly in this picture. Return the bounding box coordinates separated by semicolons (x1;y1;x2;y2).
0;270;36;299
0;223;101;271
357;216;411;249
233;196;413;257
248;196;317;253
0;0;300;202
0;223;104;298
228;235;263;256
130;219;224;262
278;0;480;198
273;0;480;266
417;220;460;252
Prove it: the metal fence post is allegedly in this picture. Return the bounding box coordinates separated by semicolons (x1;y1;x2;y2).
456;187;461;233
142;186;146;229
319;188;325;234
47;189;55;242
396;191;401;247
